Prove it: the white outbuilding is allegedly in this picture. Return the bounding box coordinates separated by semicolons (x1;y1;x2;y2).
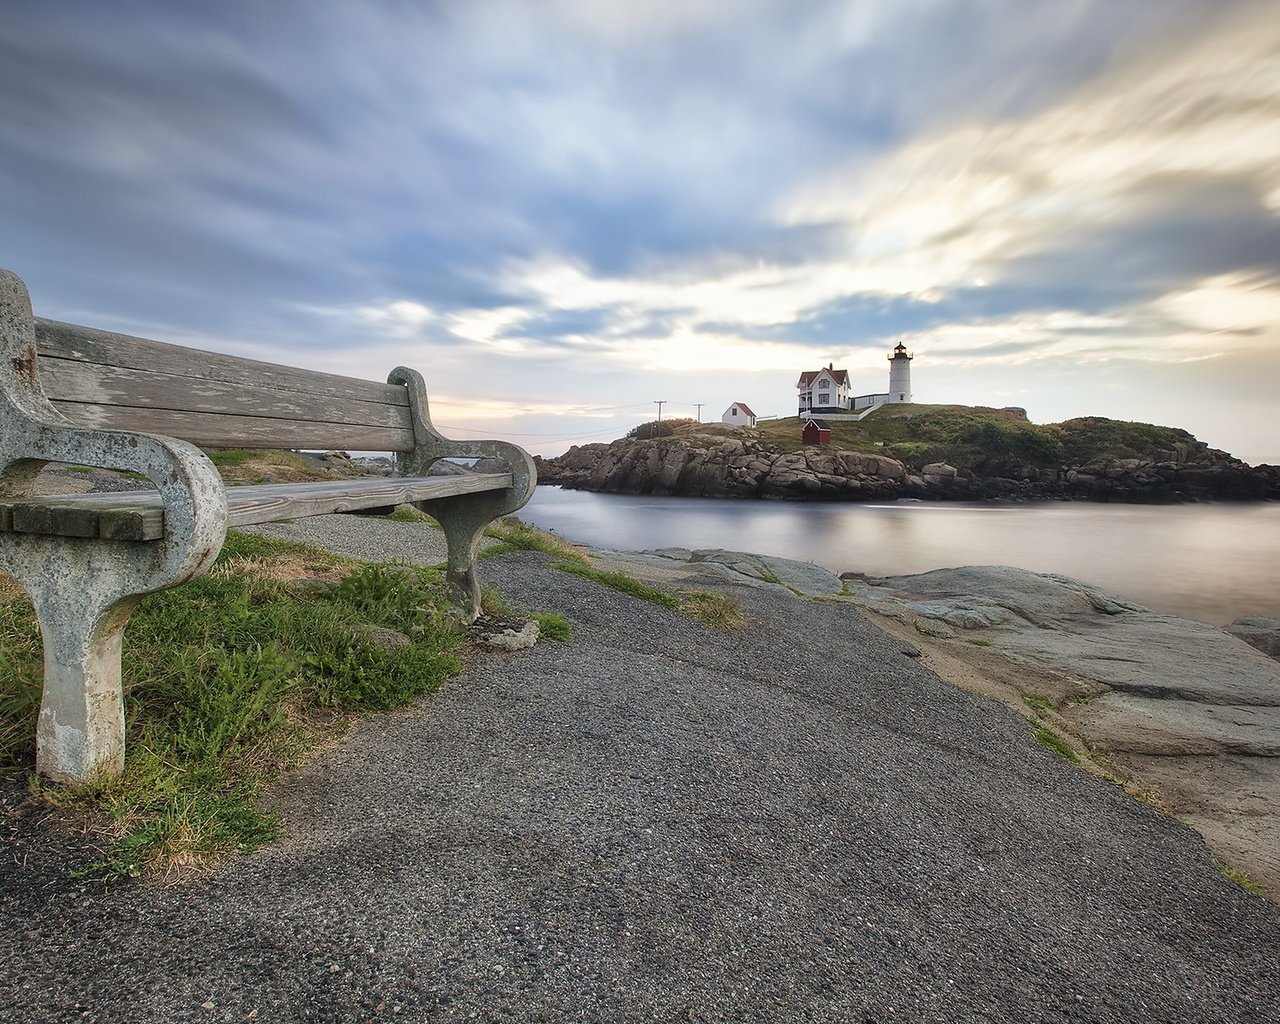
721;402;757;428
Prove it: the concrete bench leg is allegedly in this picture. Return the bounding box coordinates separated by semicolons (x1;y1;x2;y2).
32;590;139;784
418;494;503;623
437;512;487;622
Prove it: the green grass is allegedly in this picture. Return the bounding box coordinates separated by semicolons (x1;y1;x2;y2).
1020;692;1053;714
626;417;697;440
967;638;992;647
67;465;149;482
551;562;682;610
203;448;336;485
1033;725;1079;764
483;519;589;563
204;449;263;468
532;612;572;641
680;590;745;629
383;506;436;524
481;585;573;642
1216;861;1267;898
707;406;1201;474
549;563;745;629
1;530;467;879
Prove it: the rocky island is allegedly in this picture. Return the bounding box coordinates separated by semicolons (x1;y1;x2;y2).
538;406;1280;503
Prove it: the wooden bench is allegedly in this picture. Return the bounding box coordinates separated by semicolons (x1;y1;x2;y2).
0;269;535;784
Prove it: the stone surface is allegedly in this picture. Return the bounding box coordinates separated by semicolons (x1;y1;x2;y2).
1228;615;1280;660
470;614;540;651
836;563;1280;893
607;547;846;598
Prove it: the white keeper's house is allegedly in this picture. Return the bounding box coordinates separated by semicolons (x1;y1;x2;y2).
797;343;913;417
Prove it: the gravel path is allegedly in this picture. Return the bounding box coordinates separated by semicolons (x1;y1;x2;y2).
242;513;459;565
2;518;1279;1022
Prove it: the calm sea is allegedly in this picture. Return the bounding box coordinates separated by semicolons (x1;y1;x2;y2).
520;486;1280;627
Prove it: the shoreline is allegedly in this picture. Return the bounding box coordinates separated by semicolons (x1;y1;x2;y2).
522;486;1280;628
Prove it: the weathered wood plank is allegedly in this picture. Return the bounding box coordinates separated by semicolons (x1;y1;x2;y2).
0;474;513;539
34;318;410;406
39;357;413;430
11;502;101;538
225;474;513;526
97;505;159;542
48;401;417;451
0;495;164;540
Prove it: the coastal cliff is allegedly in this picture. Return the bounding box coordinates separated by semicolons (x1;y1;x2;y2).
538;408;1279;503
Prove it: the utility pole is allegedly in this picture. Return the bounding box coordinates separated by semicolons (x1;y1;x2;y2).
694;403;704;423
654;400;666;422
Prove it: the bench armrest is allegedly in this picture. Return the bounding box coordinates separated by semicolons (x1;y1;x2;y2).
0;269;228;588
387;366;537;516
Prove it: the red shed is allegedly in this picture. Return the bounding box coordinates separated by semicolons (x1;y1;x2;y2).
802;418;831;446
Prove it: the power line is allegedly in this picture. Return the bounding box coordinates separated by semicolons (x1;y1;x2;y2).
437;422;629;438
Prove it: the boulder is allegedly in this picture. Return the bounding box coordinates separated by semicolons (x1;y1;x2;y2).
1228;616;1280;660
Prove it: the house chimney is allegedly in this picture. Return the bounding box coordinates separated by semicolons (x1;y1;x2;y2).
828;362;833;370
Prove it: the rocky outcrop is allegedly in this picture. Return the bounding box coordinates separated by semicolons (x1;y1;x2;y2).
537;433;1275;503
537;434;907;500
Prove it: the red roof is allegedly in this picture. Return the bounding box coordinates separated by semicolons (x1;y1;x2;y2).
797;367;849;387
732;402;756;417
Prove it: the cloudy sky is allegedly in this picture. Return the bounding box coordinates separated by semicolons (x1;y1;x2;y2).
2;0;1278;462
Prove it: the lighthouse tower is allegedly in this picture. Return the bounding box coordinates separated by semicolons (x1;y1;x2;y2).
887;342;913;403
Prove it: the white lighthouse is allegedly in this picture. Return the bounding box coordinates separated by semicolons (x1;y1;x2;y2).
887;342;913;403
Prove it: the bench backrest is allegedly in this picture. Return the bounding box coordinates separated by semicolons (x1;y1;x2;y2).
33;318;418;452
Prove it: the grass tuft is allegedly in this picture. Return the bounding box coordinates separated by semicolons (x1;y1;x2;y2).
483;520;590;563
1216;861;1267;898
1033;725;1079;763
550;564;743;630
680;590;745;629
533;612;572;641
205;449;341;485
1020;692;1053;715
551;562;682;609
383;506;436;524
481;586;573;642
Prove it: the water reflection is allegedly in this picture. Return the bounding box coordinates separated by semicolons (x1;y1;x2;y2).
521;487;1280;627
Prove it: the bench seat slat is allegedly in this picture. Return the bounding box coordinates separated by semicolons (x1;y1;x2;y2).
34;319;409;407
47;401;418;451
225;474;512;527
0;474;513;541
39;357;413;431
